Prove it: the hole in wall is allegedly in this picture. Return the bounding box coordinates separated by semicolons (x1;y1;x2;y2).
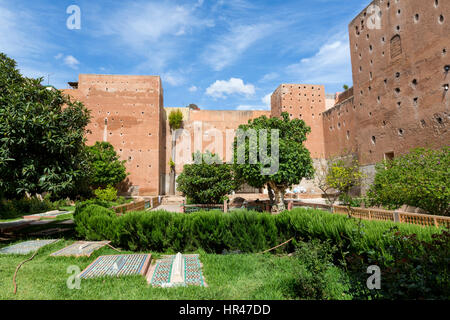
371;136;376;145
439;15;444;24
414;14;419;22
398;128;404;136
385;152;395;161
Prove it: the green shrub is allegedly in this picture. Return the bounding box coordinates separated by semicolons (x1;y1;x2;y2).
346;227;450;300
74;204;118;241
368;147;450;216
74;205;438;254
85;142;128;190
94;185;118;202
176;151;238;204
292;239;351;300
0;196;56;219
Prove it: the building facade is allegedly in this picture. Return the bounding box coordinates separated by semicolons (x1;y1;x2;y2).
63;0;449;196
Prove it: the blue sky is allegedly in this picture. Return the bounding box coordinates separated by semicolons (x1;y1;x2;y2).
0;0;368;110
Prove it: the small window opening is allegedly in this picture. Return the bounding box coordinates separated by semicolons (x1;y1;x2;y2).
384;152;394;161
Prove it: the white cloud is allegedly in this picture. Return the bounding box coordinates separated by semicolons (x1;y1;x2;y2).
203;23;272;71
0;1;47;58
286;33;352;85
162;71;186;86
96;2;213;70
63;55;80;69
206;78;255;99
260;72;278;82
105;3;213;43
262;93;272;107
235;93;272;111
54;53;63;60
189;85;198;92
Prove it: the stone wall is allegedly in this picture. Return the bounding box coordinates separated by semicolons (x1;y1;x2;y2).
348;0;449;166
63;74;164;196
270;84;326;159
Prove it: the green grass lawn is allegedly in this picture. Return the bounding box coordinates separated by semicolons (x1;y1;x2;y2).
0;239;324;300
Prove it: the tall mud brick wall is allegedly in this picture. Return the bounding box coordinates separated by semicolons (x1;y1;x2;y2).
63;74;165;196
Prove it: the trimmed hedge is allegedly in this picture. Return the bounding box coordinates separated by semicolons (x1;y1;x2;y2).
74;205;439;254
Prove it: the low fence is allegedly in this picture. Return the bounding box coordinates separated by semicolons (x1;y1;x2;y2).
111;197;160;215
291;201;450;228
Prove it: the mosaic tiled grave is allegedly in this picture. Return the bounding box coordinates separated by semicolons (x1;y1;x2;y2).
51;241;110;257
78;254;152;279
147;253;207;287
0;239;60;255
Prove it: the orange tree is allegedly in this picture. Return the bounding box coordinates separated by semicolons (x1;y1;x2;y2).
233;112;314;212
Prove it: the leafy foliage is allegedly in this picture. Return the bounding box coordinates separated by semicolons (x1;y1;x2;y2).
176;151;238;204
316;157;364;206
168;109;183;130
292;240;351;300
93;185;118;202
346;227;450;300
368;147;450;215
327;158;363;195
233;112;314;211
0;53;91;199
74;204;438;254
0;196;55;219
85;142;128;189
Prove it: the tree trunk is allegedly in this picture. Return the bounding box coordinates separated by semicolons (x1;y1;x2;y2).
269;182;286;213
267;184;275;206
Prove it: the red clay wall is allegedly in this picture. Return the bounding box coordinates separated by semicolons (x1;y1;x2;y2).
63;74;164;196
323;95;359;158
270;84;326;159
348;0;450;165
164;108;271;174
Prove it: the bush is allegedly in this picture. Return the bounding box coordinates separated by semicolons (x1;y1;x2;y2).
74;204;118;241
94;186;118;202
85;142;128;190
176;151;238;204
368;147;450;216
0;196;56;219
74;205;439;254
292;240;351;300
346;227;450;300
